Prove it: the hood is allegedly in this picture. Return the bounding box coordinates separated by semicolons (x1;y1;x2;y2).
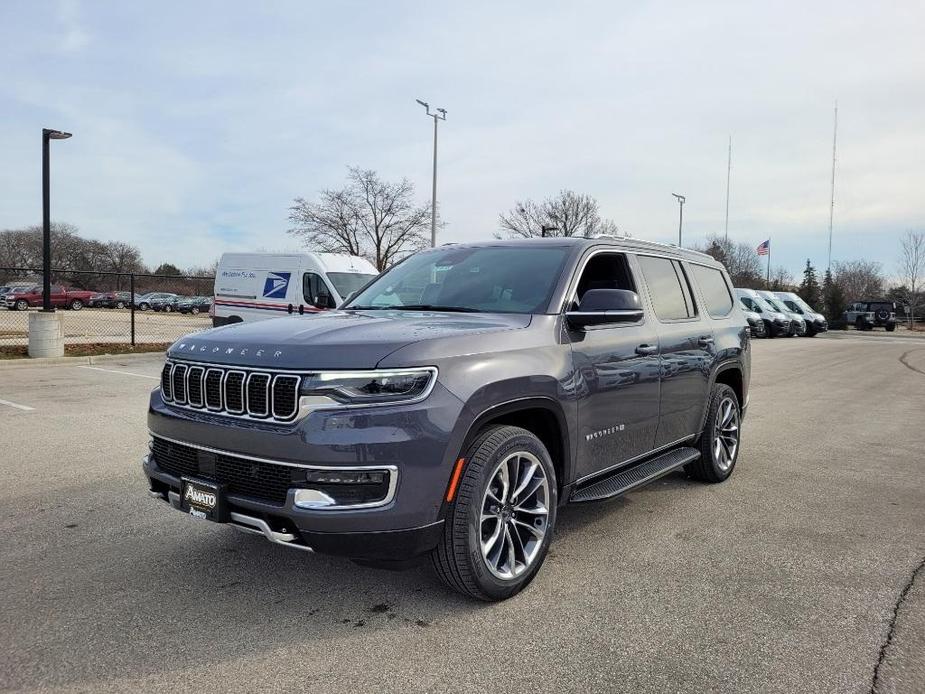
166;309;532;369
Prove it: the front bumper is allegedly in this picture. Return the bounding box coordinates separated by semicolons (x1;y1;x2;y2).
144;466;444;560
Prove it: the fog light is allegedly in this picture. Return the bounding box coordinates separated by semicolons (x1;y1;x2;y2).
305;470;386;485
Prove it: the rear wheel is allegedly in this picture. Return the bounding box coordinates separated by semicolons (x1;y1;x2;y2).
688;384;741;483
191;306;200;315
432;425;557;601
886;323;896;332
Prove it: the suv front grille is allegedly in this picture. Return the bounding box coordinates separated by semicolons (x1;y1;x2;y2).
160;360;301;422
151;437;294;505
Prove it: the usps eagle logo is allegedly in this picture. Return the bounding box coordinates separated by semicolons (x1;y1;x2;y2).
262;272;291;298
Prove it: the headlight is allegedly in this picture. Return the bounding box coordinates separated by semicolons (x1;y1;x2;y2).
298;367;437;406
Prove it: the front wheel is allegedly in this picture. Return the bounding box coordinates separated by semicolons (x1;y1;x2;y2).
688;384;741;483
15;300;29;311
69;299;83;310
139;303;150;311
191;307;200;315
432;425;557;601
115;301;125;309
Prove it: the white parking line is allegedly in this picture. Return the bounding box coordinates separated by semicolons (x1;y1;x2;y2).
0;398;35;412
76;365;159;381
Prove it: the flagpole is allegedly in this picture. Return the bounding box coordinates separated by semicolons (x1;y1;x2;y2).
765;239;771;290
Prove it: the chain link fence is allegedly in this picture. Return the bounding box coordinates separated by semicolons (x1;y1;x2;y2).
0;267;214;348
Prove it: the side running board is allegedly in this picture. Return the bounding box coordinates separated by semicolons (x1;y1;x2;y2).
570;446;700;503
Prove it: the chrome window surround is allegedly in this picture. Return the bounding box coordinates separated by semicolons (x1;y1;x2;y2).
149;433;399;511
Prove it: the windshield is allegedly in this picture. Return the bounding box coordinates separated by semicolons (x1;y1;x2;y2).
782;300;805;314
327;272;378;299
739;296;764;314
345;246;570;314
763;296;789;313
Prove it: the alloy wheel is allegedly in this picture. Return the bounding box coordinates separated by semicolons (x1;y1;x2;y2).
479;451;549;580
712;396;740;472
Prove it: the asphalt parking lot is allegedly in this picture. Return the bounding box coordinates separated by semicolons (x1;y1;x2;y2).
1;333;923;693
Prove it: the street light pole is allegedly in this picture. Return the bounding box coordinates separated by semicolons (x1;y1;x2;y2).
41;128;72;312
416;99;446;247
672;193;686;246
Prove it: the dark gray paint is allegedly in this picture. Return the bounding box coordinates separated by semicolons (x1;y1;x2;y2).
147;237;750;552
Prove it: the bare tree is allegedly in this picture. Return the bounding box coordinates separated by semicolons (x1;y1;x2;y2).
898;230;924;326
498;190;618;238
768;266;795;291
832;259;885;302
288;167;431;271
695;235;762;287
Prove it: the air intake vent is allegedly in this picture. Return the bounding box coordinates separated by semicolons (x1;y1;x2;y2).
172;364;188;404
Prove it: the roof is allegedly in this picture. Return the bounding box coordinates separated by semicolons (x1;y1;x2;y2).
432;235;717;264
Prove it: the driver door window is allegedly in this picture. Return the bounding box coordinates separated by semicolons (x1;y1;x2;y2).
303;273;335;309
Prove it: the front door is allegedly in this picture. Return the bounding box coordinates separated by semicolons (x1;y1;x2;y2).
567;252;661;481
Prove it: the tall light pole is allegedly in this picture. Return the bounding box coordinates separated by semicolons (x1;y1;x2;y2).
42;128;72;312
724;135;732;242
672;193;686;246
416;99;446;248
827;101;838;272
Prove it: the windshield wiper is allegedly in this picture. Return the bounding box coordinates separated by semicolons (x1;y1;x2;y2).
345;304;482;313
393;304;483;313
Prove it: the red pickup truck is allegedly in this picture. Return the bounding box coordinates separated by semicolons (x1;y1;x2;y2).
3;285;97;311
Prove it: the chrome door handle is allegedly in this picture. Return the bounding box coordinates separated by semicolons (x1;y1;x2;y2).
635;344;658;356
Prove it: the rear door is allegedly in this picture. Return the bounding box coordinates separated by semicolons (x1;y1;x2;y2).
634;255;713;447
567;250;661;480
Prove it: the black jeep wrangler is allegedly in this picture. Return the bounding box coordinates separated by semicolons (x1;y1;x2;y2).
843;300;897;332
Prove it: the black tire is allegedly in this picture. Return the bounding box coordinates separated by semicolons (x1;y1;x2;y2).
191;307;200;315
855;317;865;331
687;383;741;483
139;303;150;311
115;301;125;309
886;323;896;332
15;300;28;311
69;299;83;311
431;425;558;601
764;321;775;338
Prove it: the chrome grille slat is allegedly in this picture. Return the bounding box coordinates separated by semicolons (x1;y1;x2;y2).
272;375;300;420
246;373;271;418
186;366;205;407
224;371;246;414
171;364;188;404
161;360;301;423
161;363;174;401
204;369;223;410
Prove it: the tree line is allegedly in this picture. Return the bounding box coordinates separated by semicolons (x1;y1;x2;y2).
0;223;216;294
287;166;922;325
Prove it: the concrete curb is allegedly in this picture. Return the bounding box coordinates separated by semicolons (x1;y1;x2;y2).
0;350;166;370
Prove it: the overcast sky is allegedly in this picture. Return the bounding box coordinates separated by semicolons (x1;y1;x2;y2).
2;0;923;278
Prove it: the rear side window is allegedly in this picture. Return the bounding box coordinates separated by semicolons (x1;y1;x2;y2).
636;255;696;321
690;264;734;318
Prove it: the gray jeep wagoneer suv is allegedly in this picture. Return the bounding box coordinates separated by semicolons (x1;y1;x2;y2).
145;237;750;600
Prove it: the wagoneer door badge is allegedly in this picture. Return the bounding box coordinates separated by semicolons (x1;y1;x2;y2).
586;424;625;442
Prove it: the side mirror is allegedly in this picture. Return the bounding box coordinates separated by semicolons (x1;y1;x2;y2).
566;289;645;328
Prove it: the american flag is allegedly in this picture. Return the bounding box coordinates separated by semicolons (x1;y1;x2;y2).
757;239;770;256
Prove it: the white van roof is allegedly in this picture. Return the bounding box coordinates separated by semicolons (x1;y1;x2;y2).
218;252;377;275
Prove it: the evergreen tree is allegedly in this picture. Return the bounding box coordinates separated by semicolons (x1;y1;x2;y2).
822;269;846;325
798;259;821;307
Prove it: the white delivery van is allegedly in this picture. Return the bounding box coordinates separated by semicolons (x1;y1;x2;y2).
212;252;378;326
